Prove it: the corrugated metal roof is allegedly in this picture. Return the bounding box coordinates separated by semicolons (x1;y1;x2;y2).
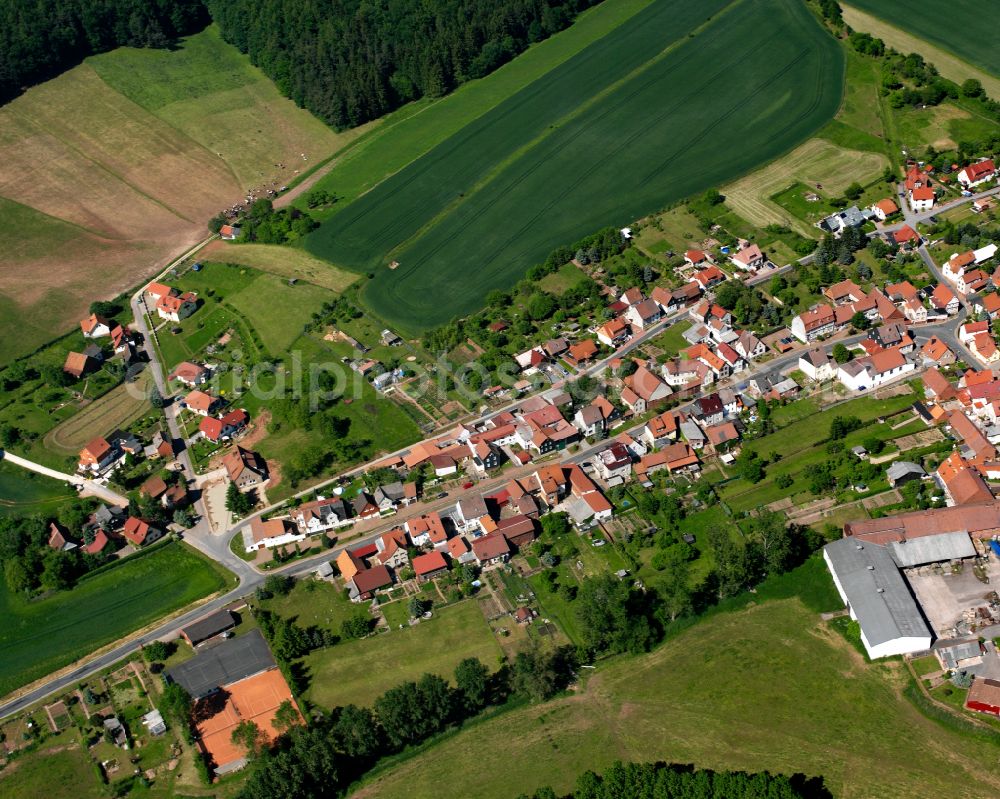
824;538;931;648
889;531;975;567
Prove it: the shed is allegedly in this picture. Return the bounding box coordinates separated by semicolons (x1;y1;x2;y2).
180;609;236;647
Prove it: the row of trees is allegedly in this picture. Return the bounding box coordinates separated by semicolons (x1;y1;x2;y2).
207;0;601;130
236;651;575;798
518;760;829;799
0;0;207;104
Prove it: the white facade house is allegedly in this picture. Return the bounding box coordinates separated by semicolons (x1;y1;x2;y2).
798;348;836;382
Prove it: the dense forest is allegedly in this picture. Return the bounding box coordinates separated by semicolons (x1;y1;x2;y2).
0;0;208;104
205;0;603;129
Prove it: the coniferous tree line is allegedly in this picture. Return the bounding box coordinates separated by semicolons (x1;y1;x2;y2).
205;0;603;129
0;0;208;104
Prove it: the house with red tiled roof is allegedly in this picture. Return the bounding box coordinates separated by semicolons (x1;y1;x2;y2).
930;283;960;315
958;159;997;189
622;365;671;414
791;304;835;343
412;551;449;581
80;314;112;338
122;516;162;547
78;437;116;473
692;265;726;289
908;185;935;212
597;318;630;348
892;225;921;248
48;523;77;551
222;446;268;489
155;291;198;322
920;336;955;366
566;338;599;364
63;351;97;380
634;442;699;483
731;243;765;271
937;452;993;506
983;293;1000;320
83;529;110;555
960;269;990;295
347;565;393;602
824;280;865;306
219;224;241;240
904;165;931;192
199;409;249;442
684;249;709;266
651;282;701;314
885;281;918;303
169;361;209;386
870;199;899;221
182;390;218;416
146;282;174;301
472;532;510;567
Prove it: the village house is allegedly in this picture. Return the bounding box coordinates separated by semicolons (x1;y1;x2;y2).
182;390;218;417
634;442;699;484
155;291;198;322
622;364;671;414
80;314;112;338
824;280;866;306
291;497;352;534
374;529;410;569
566;338;600;365
930;283;960;315
903;297;927;323
974;198;994;214
791;304;835;343
692;265;726;289
219;224;241;240
245;518;304;552
347;565;393;602
908;185;935;212
798;347;836;382
63;351;97;380
733;330;766;360
982;292;1000;320
869;198;899;222
641;410;683;449
169;361;210;386
684;249;710;267
730;243;765;271
958;159;997;189
47;523;77;551
596;318;630;348
406;512;448;547
705;421;740;453
651;281;701;314
623;298;662;330
223;446;268;489
594;441;633;484
413;551;449;582
818;205;872;236
122;516;162;547
472;532;510;567
199;409;249;443
573;395;620;437
960;269;990;295
922;368;956;402
837;348;914;392
78;436;117;473
936;452;993;506
892;225;921;248
921;336;955;366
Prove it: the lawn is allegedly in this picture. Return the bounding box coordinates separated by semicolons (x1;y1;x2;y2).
196;240;358;293
647;321;692;360
302;599;503;709
227;273;337;354
306;0;843;332
0;740;105;799
0;540;231;697
260;579;358;633
350;563;1000;799
844;2;1000;85
0;462;73;518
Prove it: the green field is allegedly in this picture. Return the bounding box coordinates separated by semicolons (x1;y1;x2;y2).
0;741;106;799
303;599;503;709
0;462;73;518
0;541;230;697
847;1;1000;79
228;275;334;354
350;562;1000;799
305;0;843;332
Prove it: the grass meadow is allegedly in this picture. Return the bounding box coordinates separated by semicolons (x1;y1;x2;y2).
305;0;843;333
0;741;106;799
0;463;73;518
303;599;503;709
0;540;230;697
349;560;1000;799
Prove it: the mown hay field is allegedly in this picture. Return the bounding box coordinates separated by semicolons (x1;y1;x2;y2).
845;1;1000;85
723;138;888;236
305;0;844;333
43;373;152;455
0;541;229;697
0;26;348;366
351;564;1000;799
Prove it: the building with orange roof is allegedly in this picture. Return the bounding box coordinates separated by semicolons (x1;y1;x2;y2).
155;291;198;322
937;452;993;506
596;318;630;348
404;512;447;547
920;336;955;366
922;368;956;401
412;551;449;581
791;304;835;343
870;199;899;221
80;313;112;338
892;225;921;247
183;389;218;416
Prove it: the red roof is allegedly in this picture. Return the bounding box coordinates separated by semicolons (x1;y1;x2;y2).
352;565;392;594
910;186;934;201
412;551;448;576
893;225;920;245
122;516;152;545
963;160;996;182
83;529;109;555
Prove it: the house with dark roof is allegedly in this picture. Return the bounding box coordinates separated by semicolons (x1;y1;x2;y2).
181;610;237;647
472;532;510;567
222;447;268;489
347;565;393;602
